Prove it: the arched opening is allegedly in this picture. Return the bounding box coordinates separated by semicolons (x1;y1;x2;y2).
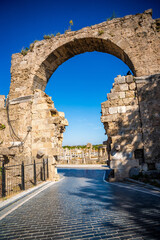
45;51;131;147
32;37;136;91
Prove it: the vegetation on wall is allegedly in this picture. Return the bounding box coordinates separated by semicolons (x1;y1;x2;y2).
98;30;104;36
43;34;54;40
0;123;6;130
21;47;29;56
20;20;74;56
107;11;116;21
20;12;117;56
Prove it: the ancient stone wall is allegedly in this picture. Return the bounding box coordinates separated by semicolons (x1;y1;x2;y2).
101;73;160;180
0;96;8;149
101;75;141;180
32;90;68;164
135;74;160;168
0;90;68;181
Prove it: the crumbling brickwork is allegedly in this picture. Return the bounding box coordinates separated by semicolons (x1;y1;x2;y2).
101;75;141;179
0;91;68;180
101;74;160;180
32;90;68;163
135;74;160;167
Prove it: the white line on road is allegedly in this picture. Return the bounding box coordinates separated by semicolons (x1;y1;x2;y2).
103;176;160;198
0;177;65;221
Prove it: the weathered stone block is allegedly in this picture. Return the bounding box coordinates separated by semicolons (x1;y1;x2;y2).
119;84;128;91
118;106;126;113
126;105;139;112
126;75;134;83
61;119;69;126
107;92;119;100
101;114;119;122
129;82;136;90
125;91;135;98
0;95;5;109
101;107;109;115
58;112;65;118
109;107;118;114
113;85;121;92
119;92;125;98
123;98;138;106
101;101;110;108
114;75;126;84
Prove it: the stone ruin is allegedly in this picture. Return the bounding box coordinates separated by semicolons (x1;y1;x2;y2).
0;9;160;181
58;147;99;164
101;74;160;180
0;90;68;180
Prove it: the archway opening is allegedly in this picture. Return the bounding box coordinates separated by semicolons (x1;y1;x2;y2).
45;50;132;147
32;37;135;92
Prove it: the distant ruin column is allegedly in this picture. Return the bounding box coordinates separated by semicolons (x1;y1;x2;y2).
48;157;59;181
88;150;91;160
99;148;102;157
82;151;85;164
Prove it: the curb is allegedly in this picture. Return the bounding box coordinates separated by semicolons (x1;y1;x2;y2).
0;177;65;221
125;178;160;192
56;164;109;169
0;180;60;211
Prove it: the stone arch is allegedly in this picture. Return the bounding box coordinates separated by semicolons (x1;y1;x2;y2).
32;37;136;91
9;9;160;100
2;9;159;181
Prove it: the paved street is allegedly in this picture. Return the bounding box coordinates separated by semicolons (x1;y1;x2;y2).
0;168;160;240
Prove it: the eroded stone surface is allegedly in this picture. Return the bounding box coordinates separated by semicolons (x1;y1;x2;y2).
0;90;68;183
101;74;160;180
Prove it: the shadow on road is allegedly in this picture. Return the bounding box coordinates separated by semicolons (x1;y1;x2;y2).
59;168;160;239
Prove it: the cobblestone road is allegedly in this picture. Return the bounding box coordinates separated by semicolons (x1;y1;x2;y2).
0;168;160;240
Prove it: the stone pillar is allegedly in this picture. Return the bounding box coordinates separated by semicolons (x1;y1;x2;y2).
88;150;91;159
99;148;102;157
101;75;141;180
48;157;59;181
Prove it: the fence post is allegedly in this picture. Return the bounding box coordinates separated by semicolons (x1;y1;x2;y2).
47;158;49;179
43;159;46;181
21;161;25;190
33;160;36;185
2;162;6;197
40;167;43;181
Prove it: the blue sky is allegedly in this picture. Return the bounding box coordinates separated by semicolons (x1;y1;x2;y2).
0;0;159;145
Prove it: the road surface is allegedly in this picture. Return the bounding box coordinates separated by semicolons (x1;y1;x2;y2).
0;168;160;239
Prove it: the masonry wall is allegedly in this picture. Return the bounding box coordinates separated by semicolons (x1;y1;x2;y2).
31;90;68;164
0;91;68;181
101;73;160;180
101;75;141;180
135;74;160;168
0;96;9;153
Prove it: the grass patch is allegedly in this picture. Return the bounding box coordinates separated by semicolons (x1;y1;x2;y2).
21;47;29;56
0;123;6;130
98;30;104;36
